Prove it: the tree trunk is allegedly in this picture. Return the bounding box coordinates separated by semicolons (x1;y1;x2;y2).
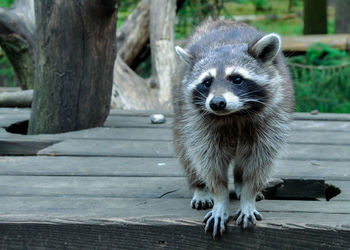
303;0;327;34
28;0;118;134
335;0;350;33
0;0;35;89
150;0;177;109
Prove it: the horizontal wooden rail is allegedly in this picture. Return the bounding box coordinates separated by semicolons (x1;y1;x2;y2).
282;34;350;52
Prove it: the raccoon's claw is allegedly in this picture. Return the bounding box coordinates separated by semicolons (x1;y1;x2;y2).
203;205;229;238
191;199;214;210
234;207;262;229
256;192;265;201
191;189;214;210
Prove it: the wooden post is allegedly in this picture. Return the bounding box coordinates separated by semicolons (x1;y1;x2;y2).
28;0;118;134
150;0;177;109
303;0;327;34
335;0;350;34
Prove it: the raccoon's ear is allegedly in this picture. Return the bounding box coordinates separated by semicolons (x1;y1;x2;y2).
175;46;193;65
249;33;281;63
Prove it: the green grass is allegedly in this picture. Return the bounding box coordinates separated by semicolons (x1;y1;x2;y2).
292;66;350;113
289;44;350;113
249;18;303;36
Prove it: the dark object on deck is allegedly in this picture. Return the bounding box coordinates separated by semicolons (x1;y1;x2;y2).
303;0;327;35
28;1;118;134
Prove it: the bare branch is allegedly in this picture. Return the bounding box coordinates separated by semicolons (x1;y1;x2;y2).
0;0;35;46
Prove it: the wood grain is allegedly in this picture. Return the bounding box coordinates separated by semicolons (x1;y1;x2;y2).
0;156;349;181
282;34;350;51
0;108;349;248
0;222;348;249
37;139;350;161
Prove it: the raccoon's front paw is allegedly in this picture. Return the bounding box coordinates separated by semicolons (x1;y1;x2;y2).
191;189;214;210
203;204;229;238
234;204;262;228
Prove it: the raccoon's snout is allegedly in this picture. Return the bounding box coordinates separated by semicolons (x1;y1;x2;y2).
209;96;226;111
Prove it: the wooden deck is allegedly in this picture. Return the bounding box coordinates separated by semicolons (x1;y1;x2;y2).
0;108;349;249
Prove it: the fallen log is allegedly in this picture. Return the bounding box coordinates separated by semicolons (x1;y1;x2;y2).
0;89;33;107
282;34;350;52
111;56;160;110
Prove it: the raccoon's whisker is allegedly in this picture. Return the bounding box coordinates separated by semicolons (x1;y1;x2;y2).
239;90;265;98
192;88;208;99
242;98;266;105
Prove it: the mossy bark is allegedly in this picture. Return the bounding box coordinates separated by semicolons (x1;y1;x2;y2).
0;34;34;90
28;0;118;134
0;0;35;90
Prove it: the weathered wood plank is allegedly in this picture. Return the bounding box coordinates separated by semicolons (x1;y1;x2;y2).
108;110;350;121
0;220;348;249
0;139;57;156
1;110;350;132
293;112;350;121
37;139;350;161
0;157;349;181
0;115;29;127
105;115;350;132
0;175;346;200
0;176;189;198
1;127;350;146
1;108;350;121
0;197;348;223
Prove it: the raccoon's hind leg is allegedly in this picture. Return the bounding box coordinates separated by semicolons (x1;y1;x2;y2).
179;157;213;210
234;167;264;201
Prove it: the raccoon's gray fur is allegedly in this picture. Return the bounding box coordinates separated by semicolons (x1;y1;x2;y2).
172;20;294;237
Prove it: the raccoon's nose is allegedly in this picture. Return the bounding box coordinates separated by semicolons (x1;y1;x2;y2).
210;96;227;111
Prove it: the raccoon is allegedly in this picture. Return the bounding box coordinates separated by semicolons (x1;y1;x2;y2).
172;20;294;237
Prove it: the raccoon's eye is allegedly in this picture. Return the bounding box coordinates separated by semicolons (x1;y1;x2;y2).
202;78;213;88
229;76;244;85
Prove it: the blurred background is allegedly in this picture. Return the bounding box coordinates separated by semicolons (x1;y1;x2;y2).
1;0;350;113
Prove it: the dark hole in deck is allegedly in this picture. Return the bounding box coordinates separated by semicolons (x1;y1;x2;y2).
5;120;29;135
2;120;58;156
230;179;341;201
0;140;58;156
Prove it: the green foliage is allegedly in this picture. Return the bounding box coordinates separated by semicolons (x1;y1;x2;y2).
251;0;269;11
176;0;305;39
0;0;16;87
0;51;16;87
289;44;350;113
290;43;350;66
0;0;14;8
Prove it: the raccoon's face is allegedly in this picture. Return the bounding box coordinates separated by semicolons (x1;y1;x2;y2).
176;33;281;116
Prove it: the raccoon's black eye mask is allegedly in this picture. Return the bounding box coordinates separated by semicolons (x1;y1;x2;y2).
227;75;245;85
202;77;213;89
